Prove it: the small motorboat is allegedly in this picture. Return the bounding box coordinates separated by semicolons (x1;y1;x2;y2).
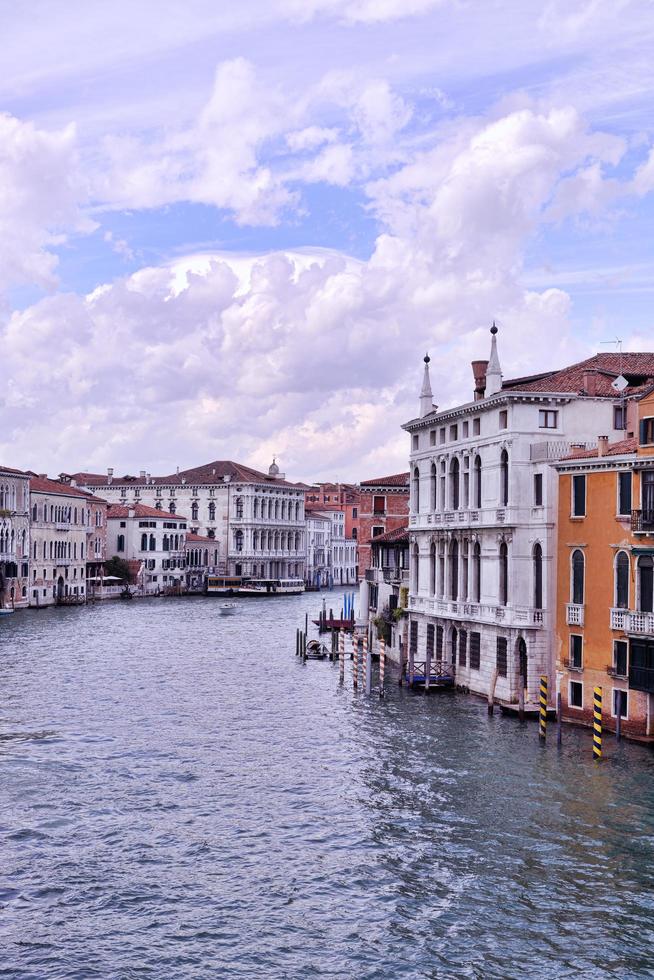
305;639;328;660
219;602;238;616
0;608;14;616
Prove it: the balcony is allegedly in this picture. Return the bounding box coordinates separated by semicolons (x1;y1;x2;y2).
632;509;654;534
625;611;654;635
610;608;627;631
382;565;409;584
407;598;544;629
55;522;71;531
566;603;584;626
606;663;627;679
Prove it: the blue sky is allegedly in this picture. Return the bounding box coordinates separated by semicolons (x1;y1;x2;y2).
1;0;654;480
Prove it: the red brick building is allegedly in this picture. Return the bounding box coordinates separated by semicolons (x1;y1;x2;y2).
304;482;360;544
357;473;409;579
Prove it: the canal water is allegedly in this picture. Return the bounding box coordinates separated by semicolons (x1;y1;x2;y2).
1;592;654;979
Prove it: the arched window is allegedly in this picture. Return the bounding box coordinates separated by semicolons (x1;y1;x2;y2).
639;555;653;613
234;530;244;553
439;460;446;510
163;534;169;551
430;463;437;511
254;498;259;519
429;542;436;595
32;504;37;521
208;502;216;521
140;533;148;551
253;530;259;551
533;543;543;609
474;456;482;509
462;538;469;600
412;467;420;513
169;502;176;514
235;497;244;519
149;534;156;551
274;500;280;520
191;502;199;521
412;543;419;593
117;534;125;552
500;449;509;506
449;539;459;600
615;551;629;609
571;549;584;605
450;458;460;510
352;528;357;540
499;542;508;606
438;540;445;597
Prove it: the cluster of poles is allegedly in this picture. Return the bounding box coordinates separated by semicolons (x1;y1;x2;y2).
538;675;616;760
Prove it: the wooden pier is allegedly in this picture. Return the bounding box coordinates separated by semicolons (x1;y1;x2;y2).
406;659;455;691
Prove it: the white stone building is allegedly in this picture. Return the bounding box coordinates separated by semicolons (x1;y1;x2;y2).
305;508;357;587
29;476;99;606
0;465;30;609
403;330;650;706
74;459;306;580
106;503;188;594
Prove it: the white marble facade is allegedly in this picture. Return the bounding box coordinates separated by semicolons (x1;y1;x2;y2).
0;466;30;609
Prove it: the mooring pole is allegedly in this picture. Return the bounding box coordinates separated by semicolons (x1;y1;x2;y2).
305;612;308;639
296;628;300;657
616;696;622;741
361;632;368;693
365;633;372;696
379;636;386;698
353;635;359;689
593;686;602;760
339;630;345;685
556;691;562;747
518;682;525;722
425;638;431;693
539;675;548;740
488;668;498;716
408;645;415;687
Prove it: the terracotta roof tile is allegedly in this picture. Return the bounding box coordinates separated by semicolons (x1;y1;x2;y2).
29;475;105;500
107;503;189;521
73;460;299;489
561;437;637;460
370;523;409;544
360;472;410;488
502;353;654;398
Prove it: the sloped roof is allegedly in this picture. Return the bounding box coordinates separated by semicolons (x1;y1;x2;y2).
370;523;409;545
185;533;216;543
30;475;106;501
561;437;637;461
360;472;410;488
73;460;297;489
502;353;654;398
107;503;189;521
0;464;28;476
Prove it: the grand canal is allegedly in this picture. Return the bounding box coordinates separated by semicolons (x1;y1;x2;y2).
1;592;654;979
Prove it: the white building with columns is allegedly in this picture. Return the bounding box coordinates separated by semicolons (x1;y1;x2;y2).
403;328;652;707
0;465;30;609
74;459;306;580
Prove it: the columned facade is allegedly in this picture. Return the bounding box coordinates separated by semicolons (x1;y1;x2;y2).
0;466;30;609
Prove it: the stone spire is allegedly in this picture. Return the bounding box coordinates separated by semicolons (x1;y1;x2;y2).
485;322;503;397
420;353;434;417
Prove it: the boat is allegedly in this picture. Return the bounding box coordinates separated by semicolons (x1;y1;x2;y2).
207;576;243;596
120;587;133;600
219;602;237;615
305;639;328;659
0;608;14;616
238;578;305;596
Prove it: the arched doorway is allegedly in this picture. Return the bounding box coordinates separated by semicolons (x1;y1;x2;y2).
517;637;528;692
57;576;65;601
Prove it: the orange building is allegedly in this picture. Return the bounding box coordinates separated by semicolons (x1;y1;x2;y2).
555;388;654;740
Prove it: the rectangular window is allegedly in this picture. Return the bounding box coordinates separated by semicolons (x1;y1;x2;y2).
614;640;628;677
539;410;558;429
373;496;386;515
473;418;481;436
436;625;443;658
618;472;632;516
469;632;481;670
412;434;419;450
614;404;626;430
426;624;434;659
410;620;418;654
613;689;628;718
449;424;458;441
640;418;654;446
352;507;357;518
439;427;446;444
372;526;384;537
459;629;467;667
499;409;508;429
462;421;469;438
496;637;507;676
430;430;436;446
572;475;586;517
569;681;583;708
534;473;543;506
569;634;583;669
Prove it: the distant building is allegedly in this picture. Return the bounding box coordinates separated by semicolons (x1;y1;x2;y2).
357;473;410;579
404;330;654;708
360;523;409;662
0;465;30;610
29;476;100;606
554;387;654;739
305;507;357;587
106;503;188;595
73;459;306;580
184;532;220;592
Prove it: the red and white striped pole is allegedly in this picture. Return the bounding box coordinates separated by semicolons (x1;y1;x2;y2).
339;629;345;685
379;636;386;697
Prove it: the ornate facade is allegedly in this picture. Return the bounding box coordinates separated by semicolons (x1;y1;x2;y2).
0;465;30;609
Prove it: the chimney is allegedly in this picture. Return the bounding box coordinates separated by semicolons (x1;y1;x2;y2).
583;370;598;396
128;506;135;519
139;470;146;479
598;435;609;457
107;467;114;484
472;360;488;400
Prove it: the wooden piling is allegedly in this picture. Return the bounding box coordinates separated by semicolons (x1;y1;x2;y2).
352;634;359;689
408;645;415;687
379;636;385;697
556;691;562;747
539;675;548;739
488;668;498;716
425;638;432;692
616;697;622;741
593;686;602;760
365;634;372;696
518;682;525;722
339;630;345;685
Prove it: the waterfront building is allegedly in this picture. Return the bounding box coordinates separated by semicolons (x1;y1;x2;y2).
305;509;331;587
305;483;360;543
357;473;409;579
403;330;654;707
106;503;188;594
74;459;306;580
361;523;409;661
554;387;654;739
184;532;220;593
0;465;30;610
29;476;101;606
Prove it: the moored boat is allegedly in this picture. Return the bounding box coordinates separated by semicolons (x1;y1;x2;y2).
238;578;305;596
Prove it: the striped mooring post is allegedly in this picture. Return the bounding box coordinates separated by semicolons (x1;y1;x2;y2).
593;686;602;760
379;636;386;698
339;630;345;685
362;632;369;693
365;633;372;696
539;675;548;740
352;634;359;689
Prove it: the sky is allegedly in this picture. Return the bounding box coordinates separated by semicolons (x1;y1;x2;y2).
2;0;654;483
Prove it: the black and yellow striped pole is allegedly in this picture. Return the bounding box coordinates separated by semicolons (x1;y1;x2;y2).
593;686;602;760
539;675;548;740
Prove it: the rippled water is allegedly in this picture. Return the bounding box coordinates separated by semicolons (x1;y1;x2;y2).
1;593;654;979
